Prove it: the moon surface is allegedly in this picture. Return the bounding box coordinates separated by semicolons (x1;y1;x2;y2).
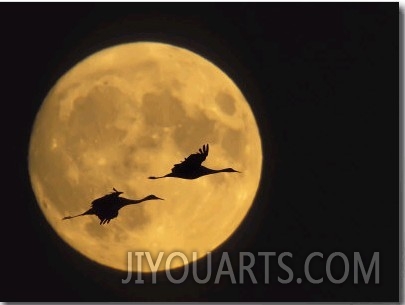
29;42;262;272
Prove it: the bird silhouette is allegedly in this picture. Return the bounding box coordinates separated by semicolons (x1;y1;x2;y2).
62;188;163;225
149;144;240;180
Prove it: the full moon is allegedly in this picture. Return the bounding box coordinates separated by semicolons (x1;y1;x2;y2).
29;42;262;272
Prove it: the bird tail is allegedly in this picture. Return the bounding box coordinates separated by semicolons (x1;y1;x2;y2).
148;174;170;179
62;210;90;220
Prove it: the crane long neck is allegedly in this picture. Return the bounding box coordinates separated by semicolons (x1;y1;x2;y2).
119;197;149;208
201;167;230;175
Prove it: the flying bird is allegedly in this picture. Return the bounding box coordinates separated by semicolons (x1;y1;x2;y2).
62;188;163;225
149;144;240;180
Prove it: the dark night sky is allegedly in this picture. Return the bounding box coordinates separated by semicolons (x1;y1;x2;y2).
0;3;399;302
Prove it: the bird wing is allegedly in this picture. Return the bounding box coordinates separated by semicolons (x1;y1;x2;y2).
91;191;120;208
171;144;209;173
91;196;110;209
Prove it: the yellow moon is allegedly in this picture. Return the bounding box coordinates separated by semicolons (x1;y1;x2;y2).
29;42;262;272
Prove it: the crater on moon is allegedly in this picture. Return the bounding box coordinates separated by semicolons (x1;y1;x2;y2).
29;42;263;272
216;91;236;116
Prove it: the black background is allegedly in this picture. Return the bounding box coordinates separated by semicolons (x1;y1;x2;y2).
0;3;399;302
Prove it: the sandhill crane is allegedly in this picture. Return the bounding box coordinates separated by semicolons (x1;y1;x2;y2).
148;144;240;180
62;188;163;225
